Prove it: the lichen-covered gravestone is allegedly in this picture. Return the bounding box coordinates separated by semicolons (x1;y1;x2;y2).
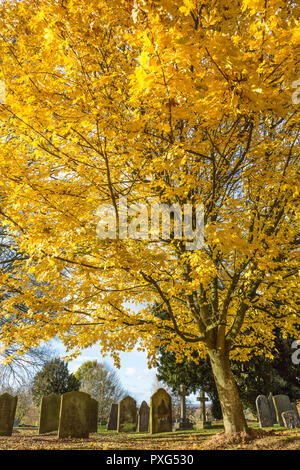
107;403;118;430
255;395;273;428
272;395;293;427
90;398;98;433
0;393;18;436
282;410;300;429
117;396;137;433
291;402;300;425
150;388;172;434
138;401;150;432
58;391;91;438
38;393;60;434
268;393;277;424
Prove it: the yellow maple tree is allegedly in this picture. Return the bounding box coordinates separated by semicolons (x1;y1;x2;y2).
0;0;299;434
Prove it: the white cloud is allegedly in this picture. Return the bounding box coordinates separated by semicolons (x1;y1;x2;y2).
125;367;137;377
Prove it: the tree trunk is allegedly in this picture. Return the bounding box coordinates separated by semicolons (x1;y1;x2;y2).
208;348;249;434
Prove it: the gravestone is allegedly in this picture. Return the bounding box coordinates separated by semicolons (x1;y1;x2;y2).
255;395;273;427
58;391;91;438
38;393;60;434
272;395;293;427
291;402;300;424
282;410;300;429
150;388;172;434
90;398;98;433
0;393;18;436
138;401;150;432
107;403;118;430
174;385;193;430
195;391;211;429
268;393;277;424
117;396;137;433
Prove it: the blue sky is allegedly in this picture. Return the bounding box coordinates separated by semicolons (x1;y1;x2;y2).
52;340;158;405
52;340;199;405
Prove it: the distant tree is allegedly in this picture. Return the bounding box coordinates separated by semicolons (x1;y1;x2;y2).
74;360;97;384
31;358;80;405
75;361;126;420
14;385;33;424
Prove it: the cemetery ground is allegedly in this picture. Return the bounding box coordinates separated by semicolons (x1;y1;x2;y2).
0;424;299;450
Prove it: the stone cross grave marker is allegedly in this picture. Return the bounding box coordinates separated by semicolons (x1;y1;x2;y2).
196;391;211;429
174;385;193;430
179;385;188;422
150;388;172;434
0;393;18;436
38;393;60;434
138;401;150;432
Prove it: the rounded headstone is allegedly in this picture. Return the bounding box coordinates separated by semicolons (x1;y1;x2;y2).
117;396;137;433
150;388;172;434
255;395;273;428
138;401;150;432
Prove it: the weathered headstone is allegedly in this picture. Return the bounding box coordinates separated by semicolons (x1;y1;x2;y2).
256;395;273;428
117;396;137;433
0;393;18;436
107;403;118;430
195;391;211;429
174;385;193;430
90;398;98;433
58;391;91;438
282;410;300;429
138;401;150;432
268;393;277;424
272;395;293;427
150;388;172;434
38;393;60;434
291;402;300;424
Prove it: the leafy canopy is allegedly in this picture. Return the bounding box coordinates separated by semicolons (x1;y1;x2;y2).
0;0;298;366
